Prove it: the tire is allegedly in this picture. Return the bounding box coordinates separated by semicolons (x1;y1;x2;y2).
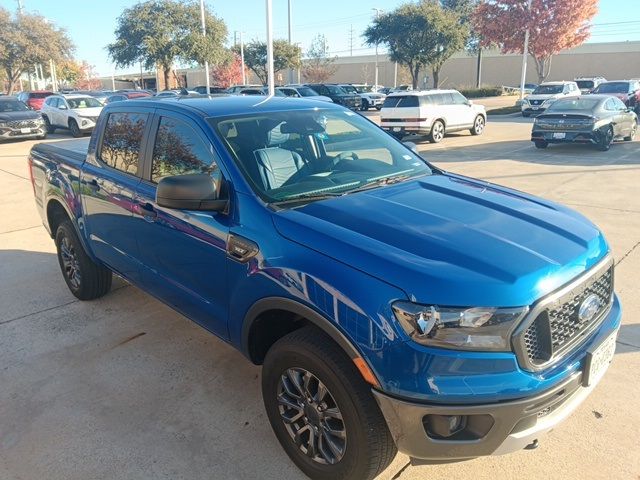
522;112;530;118
69;119;82;138
534;140;548;149
428;120;445;143
55;220;112;300
37;133;47;140
624;121;637;141
43;115;55;134
597;125;613;151
470;115;485;135
360;100;369;111
262;326;397;480
375;106;381;111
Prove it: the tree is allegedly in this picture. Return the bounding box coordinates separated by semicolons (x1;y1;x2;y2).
364;1;469;89
211;53;245;87
473;0;597;83
234;40;301;85
108;0;227;90
301;35;337;84
74;61;102;90
57;59;84;87
0;7;74;94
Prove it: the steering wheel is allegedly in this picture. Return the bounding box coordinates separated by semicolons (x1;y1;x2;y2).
336;151;359;162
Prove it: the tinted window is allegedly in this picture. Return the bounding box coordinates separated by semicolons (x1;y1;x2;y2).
45;97;57;106
576;80;594;90
547;98;600;111
593;82;629;94
0;100;29;112
383;95;419;108
100;112;148;175
532;85;563;95
151;117;215;183
30;92;51;99
611;97;627;110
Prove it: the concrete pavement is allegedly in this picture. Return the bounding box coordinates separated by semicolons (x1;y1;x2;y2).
1;119;639;480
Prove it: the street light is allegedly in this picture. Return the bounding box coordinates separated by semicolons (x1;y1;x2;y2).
266;0;275;96
372;8;383;89
200;0;210;94
519;0;533;100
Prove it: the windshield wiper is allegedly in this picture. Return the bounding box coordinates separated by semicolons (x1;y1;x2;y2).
347;173;414;195
270;192;344;207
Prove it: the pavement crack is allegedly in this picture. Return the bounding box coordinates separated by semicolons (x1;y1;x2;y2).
615;240;640;267
111;332;147;349
390;461;411;480
0;167;29;181
0;225;41;235
0;299;79;326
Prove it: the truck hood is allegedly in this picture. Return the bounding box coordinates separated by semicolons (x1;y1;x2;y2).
0;111;41;122
272;174;608;307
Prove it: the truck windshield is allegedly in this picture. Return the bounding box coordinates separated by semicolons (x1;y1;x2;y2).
210;109;431;205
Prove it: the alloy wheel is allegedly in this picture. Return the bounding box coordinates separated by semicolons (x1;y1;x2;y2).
474;116;485;134
432;122;444;142
60;235;81;289
277;367;347;465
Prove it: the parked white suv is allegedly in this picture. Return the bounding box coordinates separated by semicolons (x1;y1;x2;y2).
339;84;386;111
521;81;580;117
380;89;486;143
41;94;103;137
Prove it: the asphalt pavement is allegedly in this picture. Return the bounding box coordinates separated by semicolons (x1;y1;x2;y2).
1;113;639;480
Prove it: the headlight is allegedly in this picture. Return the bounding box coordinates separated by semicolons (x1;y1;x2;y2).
392;301;528;351
521;98;529;104
542;98;555;105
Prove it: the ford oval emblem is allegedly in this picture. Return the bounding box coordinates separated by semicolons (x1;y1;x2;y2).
578;294;601;323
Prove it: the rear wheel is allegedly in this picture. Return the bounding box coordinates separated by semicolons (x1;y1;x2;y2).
428;120;445;143
43;115;55;134
522;112;530;118
470;115;485;135
55;220;112;300
597;125;613;151
534;140;548;149
624;121;637;141
69;119;82;138
262;326;397;480
360;99;369;111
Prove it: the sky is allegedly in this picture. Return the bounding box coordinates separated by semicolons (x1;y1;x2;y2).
3;0;640;77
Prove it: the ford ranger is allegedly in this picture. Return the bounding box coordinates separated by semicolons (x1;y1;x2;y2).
28;96;621;480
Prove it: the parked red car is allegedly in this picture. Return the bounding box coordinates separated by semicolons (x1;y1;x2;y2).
16;90;54;110
104;91;152;104
590;80;640;113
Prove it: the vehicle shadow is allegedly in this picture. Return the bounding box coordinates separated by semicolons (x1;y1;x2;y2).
616;323;640;355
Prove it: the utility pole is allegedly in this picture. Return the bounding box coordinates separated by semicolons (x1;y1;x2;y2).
265;0;275;95
393;62;397;88
519;0;533;100
239;31;246;85
476;48;483;88
349;25;354;56
16;0;24;15
200;0;210;93
372;8;383;89
287;0;293;84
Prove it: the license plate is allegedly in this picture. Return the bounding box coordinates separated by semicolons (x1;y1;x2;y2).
20;128;30;133
553;132;566;139
583;330;617;387
532;106;539;110
393;127;401;132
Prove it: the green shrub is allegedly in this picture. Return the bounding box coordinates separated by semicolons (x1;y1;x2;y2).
458;86;503;98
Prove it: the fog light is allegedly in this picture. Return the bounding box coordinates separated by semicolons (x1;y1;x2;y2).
425;414;466;438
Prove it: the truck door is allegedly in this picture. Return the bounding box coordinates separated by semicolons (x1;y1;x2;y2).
81;109;152;281
132;112;230;338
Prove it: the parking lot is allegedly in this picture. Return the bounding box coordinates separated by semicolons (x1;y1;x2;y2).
1;113;639;480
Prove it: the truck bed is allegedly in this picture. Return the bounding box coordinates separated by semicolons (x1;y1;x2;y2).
31;138;90;166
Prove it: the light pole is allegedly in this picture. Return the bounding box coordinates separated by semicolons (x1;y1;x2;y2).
265;0;275;95
519;0;533;100
372;8;383;89
200;0;210;93
287;0;293;84
235;30;246;85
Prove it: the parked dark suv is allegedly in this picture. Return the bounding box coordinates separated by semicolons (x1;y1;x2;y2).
305;84;361;109
16;90;54;110
590;80;640;113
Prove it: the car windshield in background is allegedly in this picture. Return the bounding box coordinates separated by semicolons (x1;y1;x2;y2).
355;86;373;93
67;97;102;108
593;82;628;94
340;85;358;94
297;87;320;97
210;109;431;206
576;81;594;90
0;100;30;112
532;85;563;94
326;85;347;95
547;98;600;111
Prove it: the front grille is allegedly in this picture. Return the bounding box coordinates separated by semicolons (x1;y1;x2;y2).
529;99;544;106
7;120;39;129
515;261;613;370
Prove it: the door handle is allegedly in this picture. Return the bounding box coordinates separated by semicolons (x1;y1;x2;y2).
138;202;157;220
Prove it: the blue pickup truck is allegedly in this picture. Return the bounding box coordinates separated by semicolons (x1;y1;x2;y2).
29;96;620;480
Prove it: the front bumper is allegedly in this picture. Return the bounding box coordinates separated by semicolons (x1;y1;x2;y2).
522;106;547;115
531;128;599;145
382;124;431;136
77;117;97;131
0;124;46;140
373;307;620;462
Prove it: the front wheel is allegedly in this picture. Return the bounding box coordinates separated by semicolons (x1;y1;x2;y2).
470;115;485;135
43;115;55;134
428;120;445;143
262;326;397;480
55;220;112;300
69;119;82;138
624;121;637;141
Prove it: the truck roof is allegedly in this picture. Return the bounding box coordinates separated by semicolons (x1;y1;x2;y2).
114;96;340;118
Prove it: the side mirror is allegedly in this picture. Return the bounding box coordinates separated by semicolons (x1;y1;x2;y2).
467;100;474;106
59;105;67;110
156;173;226;211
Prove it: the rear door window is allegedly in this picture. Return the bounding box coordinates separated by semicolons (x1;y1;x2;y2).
99;112;149;175
451;92;468;105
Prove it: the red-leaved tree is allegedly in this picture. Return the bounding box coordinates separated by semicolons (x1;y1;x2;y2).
210;53;245;88
473;0;597;83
